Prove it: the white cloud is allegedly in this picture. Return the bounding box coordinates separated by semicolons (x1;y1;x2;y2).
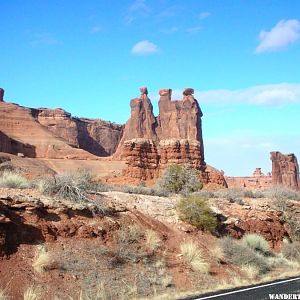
161;27;180;34
125;0;151;24
90;26;103;34
255;19;300;53
131;40;159;55
195;83;300;105
199;11;211;20
30;33;59;46
186;26;202;34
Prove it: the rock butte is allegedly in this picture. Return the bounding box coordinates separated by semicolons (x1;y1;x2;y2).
115;87;226;186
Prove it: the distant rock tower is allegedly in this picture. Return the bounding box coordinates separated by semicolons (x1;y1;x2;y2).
270;151;300;190
0;88;4;102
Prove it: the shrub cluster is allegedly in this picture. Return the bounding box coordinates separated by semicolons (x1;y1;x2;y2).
0;170;29;189
177;195;217;232
156;164;203;194
221;236;270;274
242;233;270;255
38;169;93;203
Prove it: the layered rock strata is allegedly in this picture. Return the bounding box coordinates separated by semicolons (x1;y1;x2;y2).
117;87;226;186
271;151;299;190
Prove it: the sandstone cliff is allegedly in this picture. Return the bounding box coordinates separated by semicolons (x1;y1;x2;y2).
0;102;98;159
271;151;300;190
36;108;123;156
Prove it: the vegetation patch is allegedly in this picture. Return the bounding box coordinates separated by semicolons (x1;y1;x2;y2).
177;195;217;232
38;169;93;203
156;164;202;194
0;170;29;189
180;241;210;273
242;233;270;255
32;246;53;273
221;237;270;274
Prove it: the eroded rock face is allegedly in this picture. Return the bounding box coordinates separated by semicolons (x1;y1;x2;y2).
117;87;225;187
0;88;4;102
271;151;300;190
36;108;123;156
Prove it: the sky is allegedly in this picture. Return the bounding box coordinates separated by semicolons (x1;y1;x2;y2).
1;0;300;176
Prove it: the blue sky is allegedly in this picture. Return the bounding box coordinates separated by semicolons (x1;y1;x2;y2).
1;0;300;176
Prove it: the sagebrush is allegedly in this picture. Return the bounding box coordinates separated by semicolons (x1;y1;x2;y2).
156;164;202;194
177;195;217;232
0;170;29;189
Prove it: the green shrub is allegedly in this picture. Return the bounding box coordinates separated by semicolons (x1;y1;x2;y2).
177;196;217;232
221;237;270;274
0;170;29;189
38;169;93;202
282;242;300;260
156;164;202;194
242;233;270;255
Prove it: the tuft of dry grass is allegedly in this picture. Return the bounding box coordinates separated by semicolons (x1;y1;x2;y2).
0;289;9;300
80;282;112;300
180;241;210;273
241;264;259;280
210;243;224;263
145;230;161;251
23;286;42;300
32;246;52;273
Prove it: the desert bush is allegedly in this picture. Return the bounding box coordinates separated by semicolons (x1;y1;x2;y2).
38;169;93;202
283;211;300;242
192;190;217;199
156;164;202;194
242;234;270;255
23;286;42;300
177;196;217;232
265;186;300;201
180;241;209;273
118;224;142;244
0;170;29;189
221;237;270;274
145;230;161;251
282;241;300;261
32;246;52;273
115;185;168;197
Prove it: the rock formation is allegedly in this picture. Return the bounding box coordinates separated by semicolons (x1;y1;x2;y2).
0;88;4;102
271;151;299;190
36;108;123;156
117;87;226;186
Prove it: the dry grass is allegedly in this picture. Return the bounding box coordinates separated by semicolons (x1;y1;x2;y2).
241;264;259;280
210;243;224;263
145;230;161;251
32;246;52;273
23;286;42;300
0;170;29;189
79;282;111;300
180;241;209;273
0;289;9;300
